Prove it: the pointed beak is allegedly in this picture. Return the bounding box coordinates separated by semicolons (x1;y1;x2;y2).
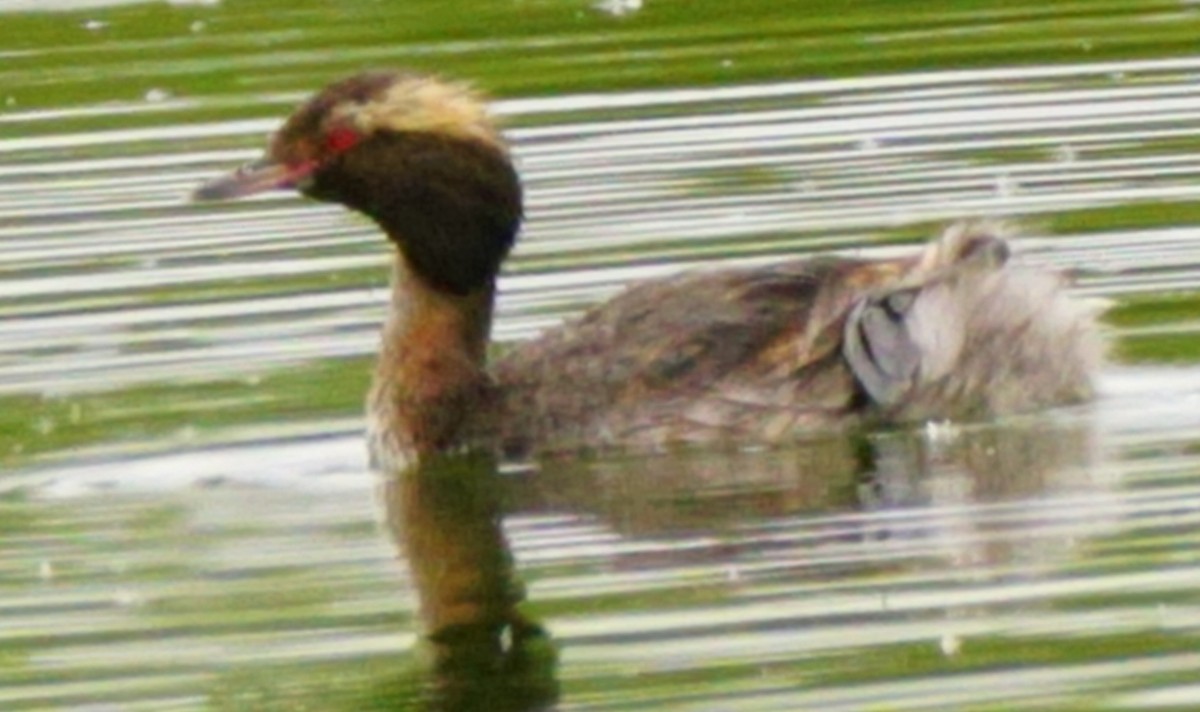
192;157;317;202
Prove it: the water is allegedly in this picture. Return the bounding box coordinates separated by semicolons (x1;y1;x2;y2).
3;1;1200;709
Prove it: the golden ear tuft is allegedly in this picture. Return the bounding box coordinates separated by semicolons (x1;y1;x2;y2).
333;75;505;150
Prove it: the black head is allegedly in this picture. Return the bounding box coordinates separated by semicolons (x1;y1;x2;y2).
194;70;522;295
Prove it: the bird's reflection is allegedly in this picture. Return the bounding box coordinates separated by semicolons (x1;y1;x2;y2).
378;451;558;711
507;411;1110;569
379;411;1108;710
858;413;1115;573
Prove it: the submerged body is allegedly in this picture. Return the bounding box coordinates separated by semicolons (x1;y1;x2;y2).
194;70;1105;468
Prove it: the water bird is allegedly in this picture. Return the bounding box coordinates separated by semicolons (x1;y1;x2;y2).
193;70;1104;467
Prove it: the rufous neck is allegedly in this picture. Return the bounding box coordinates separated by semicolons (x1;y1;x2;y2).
383;250;495;368
367;248;497;464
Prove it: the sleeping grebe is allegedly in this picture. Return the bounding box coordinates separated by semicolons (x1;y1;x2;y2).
194;70;1104;465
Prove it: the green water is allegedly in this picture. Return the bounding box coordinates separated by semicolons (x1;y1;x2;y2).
4;0;1194;109
4;1;1200;710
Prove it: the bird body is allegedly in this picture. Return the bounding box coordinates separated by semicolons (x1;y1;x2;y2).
494;224;1103;457
194;70;1105;468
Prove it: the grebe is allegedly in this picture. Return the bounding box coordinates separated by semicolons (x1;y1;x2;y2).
194;70;1104;465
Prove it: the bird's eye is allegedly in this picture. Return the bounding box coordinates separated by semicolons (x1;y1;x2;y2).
325;126;362;154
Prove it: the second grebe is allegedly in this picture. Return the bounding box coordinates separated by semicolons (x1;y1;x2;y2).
194;70;1105;465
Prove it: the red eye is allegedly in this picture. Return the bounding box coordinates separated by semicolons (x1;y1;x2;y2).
325;126;361;154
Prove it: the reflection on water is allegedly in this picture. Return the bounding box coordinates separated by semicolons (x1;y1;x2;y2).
379;452;557;711
366;408;1127;710
4;0;1200;709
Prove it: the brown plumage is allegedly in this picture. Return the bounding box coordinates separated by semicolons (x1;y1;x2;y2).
193;70;1105;468
495;224;1103;457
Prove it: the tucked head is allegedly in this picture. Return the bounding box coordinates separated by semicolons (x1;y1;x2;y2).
194;70;522;294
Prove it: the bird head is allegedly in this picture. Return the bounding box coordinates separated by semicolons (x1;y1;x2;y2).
194;70;522;295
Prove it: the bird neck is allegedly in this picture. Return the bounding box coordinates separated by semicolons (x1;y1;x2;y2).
369;248;496;465
387;249;495;364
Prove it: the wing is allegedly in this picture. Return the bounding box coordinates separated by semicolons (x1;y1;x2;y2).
493;256;909;457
